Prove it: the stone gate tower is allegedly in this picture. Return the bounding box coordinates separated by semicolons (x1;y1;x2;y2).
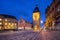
32;5;40;31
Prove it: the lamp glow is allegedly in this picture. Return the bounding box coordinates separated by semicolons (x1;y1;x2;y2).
41;20;43;24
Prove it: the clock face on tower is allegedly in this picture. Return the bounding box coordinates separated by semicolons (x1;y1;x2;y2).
33;12;40;20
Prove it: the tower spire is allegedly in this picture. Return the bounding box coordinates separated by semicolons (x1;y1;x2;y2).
33;4;39;13
36;4;38;7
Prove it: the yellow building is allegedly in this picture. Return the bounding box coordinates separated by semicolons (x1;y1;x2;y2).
45;0;60;30
0;14;17;31
32;5;40;31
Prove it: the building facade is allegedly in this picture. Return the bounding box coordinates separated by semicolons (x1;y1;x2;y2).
45;0;60;30
18;18;32;30
0;14;17;31
32;5;40;31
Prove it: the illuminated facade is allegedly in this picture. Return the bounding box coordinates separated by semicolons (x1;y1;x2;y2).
32;5;40;30
0;14;17;30
45;0;60;30
18;18;32;30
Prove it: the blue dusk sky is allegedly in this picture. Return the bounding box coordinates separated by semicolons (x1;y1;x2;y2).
0;0;52;27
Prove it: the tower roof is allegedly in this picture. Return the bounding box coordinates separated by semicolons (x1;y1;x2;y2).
33;4;40;13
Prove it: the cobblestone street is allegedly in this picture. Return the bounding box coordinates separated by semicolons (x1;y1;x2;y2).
0;30;60;40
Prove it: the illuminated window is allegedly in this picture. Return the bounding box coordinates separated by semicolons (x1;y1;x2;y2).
5;23;7;25
10;26;12;29
5;19;8;21
11;25;13;27
10;23;14;27
9;23;11;25
12;23;14;25
15;23;17;25
0;18;2;21
34;26;37;30
8;26;11;29
0;22;2;25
